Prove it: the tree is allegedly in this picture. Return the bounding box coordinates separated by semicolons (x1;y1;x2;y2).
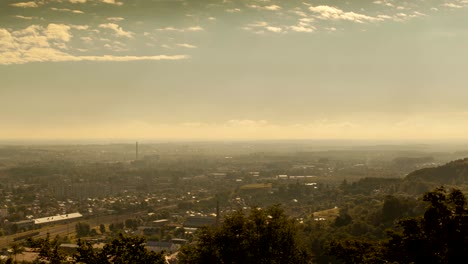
328;187;468;264
10;243;24;263
74;233;165;264
178;205;309;264
75;222;91;238
99;224;106;234
327;239;385;264
334;208;352;227
385;187;468;263
36;233;66;264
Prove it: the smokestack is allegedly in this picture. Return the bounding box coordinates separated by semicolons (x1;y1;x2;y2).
136;141;139;160
216;199;220;226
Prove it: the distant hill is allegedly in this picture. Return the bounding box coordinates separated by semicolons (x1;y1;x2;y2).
405;158;468;185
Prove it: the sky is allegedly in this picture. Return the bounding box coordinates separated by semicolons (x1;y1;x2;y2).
1;0;468;142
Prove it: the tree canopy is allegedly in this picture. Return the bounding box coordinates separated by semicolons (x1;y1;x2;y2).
328;187;468;264
74;234;165;264
178;205;309;264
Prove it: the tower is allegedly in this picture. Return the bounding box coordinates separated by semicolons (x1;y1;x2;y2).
216;199;220;226
136;141;139;160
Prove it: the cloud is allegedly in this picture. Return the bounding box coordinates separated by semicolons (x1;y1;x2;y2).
156;26;204;32
248;4;281;11
177;43;197;48
0;25;189;65
308;5;381;23
15;15;34;20
71;25;89;30
226;8;241;13
289;25;315;33
67;0;123;5
45;24;72;42
99;0;123;5
443;3;463;8
10;1;39;8
266;26;282;33
107;17;125;21
51;7;84;14
244;21;288;33
99;23;133;38
290;10;307;17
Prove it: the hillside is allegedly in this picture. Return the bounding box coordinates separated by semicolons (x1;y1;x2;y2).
405;158;468;185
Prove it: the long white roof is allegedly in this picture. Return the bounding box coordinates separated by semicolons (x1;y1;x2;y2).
34;212;82;224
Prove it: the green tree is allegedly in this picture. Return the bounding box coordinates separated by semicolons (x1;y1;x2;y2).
385;187;468;263
334;208;352;227
36;234;66;264
74;234;165;264
75;222;91;238
328;187;468;264
327;239;384;264
10;243;24;263
99;224;106;234
178;205;309;264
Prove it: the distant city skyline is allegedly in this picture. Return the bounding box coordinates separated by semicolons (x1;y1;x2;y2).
1;0;468;141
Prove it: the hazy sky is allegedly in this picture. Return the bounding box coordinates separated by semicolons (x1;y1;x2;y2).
1;0;468;141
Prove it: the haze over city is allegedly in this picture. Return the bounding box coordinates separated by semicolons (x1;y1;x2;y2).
1;0;468;141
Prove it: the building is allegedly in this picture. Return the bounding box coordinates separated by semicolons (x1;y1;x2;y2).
34;212;82;227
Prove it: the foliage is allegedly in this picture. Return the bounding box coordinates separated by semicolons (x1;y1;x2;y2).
178;205;310;264
10;243;24;263
328;187;468;264
99;224;106;234
74;233;165;264
36;234;67;264
385;187;468;263
75;222;91;238
327;239;385;264
109;222;125;233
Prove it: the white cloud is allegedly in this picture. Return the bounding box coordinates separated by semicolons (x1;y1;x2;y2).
107;17;125;21
99;0;123;5
81;36;93;43
0;29;17;50
289;25;315;33
99;23;134;38
443;3;463;8
50;7;84;14
266;26;282;33
10;1;39;8
247;21;269;27
290;10;307;17
45;24;72;42
15;15;34;20
71;25;89;30
64;0;123;5
12;25;50;49
177;43;197;48
0;25;188;65
156;26;204;32
264;5;281;11
187;26;204;31
308;5;381;23
244;21;284;33
226;8;241;13
248;4;281;11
